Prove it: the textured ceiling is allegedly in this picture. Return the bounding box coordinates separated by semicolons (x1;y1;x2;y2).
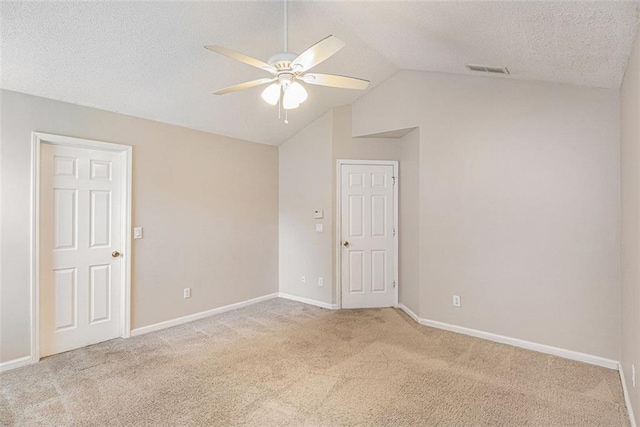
1;1;638;145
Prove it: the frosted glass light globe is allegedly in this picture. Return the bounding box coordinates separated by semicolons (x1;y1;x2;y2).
261;83;281;106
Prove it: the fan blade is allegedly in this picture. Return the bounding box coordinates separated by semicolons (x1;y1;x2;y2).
213;78;276;95
300;73;369;90
290;35;345;72
205;45;277;74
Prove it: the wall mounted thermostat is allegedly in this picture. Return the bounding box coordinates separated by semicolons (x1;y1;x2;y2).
314;209;324;219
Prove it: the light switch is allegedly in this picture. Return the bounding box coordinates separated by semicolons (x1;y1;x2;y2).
315;224;323;233
134;227;143;239
314;209;324;219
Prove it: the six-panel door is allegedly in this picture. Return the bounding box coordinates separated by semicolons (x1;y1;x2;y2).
341;164;396;308
40;144;122;357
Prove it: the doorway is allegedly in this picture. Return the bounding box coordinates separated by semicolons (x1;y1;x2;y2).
337;160;398;309
31;132;132;361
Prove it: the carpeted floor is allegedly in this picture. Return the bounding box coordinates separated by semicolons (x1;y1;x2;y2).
0;298;630;426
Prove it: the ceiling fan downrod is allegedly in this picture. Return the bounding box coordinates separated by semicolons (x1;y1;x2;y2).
283;0;288;53
282;0;289;124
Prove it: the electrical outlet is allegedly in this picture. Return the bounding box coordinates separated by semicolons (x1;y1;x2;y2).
318;277;323;287
633;365;636;388
301;275;306;284
183;288;191;299
453;295;461;307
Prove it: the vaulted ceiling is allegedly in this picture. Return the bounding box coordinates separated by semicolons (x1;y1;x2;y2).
1;1;638;145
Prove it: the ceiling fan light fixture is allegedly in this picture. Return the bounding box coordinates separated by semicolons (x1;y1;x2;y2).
261;83;281;105
288;82;308;104
282;88;300;109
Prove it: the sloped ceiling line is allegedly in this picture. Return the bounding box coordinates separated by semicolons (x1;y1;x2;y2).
1;1;637;145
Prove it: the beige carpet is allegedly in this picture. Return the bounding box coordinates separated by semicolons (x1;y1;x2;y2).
0;298;630;426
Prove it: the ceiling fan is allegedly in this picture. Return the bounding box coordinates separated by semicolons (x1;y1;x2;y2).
205;0;369;121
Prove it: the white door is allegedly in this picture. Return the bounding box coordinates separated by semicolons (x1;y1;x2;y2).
40;143;123;357
340;163;397;308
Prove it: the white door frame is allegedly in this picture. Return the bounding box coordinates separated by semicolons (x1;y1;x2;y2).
30;132;133;363
336;159;399;309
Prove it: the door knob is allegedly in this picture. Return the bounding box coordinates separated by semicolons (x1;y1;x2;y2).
342;241;349;247
112;251;121;258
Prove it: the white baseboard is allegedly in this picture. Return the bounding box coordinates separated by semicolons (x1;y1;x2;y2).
620;365;637;427
397;304;618;370
0;356;32;373
397;303;420;323
131;293;279;336
278;292;338;310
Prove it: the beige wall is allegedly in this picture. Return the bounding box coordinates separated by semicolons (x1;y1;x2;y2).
279;105;418;307
398;129;420;315
330;105;402;302
621;29;640;418
331;106;400;161
278;111;334;305
350;71;621;361
0;90;279;363
2;68;625;370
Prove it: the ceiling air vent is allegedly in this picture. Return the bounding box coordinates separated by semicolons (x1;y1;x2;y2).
466;64;510;74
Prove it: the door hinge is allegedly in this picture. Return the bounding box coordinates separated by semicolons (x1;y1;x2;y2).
393;227;396;236
392;176;396;185
393;280;396;288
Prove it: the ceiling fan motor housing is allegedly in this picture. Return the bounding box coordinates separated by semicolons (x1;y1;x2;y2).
268;52;298;72
278;73;295;87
